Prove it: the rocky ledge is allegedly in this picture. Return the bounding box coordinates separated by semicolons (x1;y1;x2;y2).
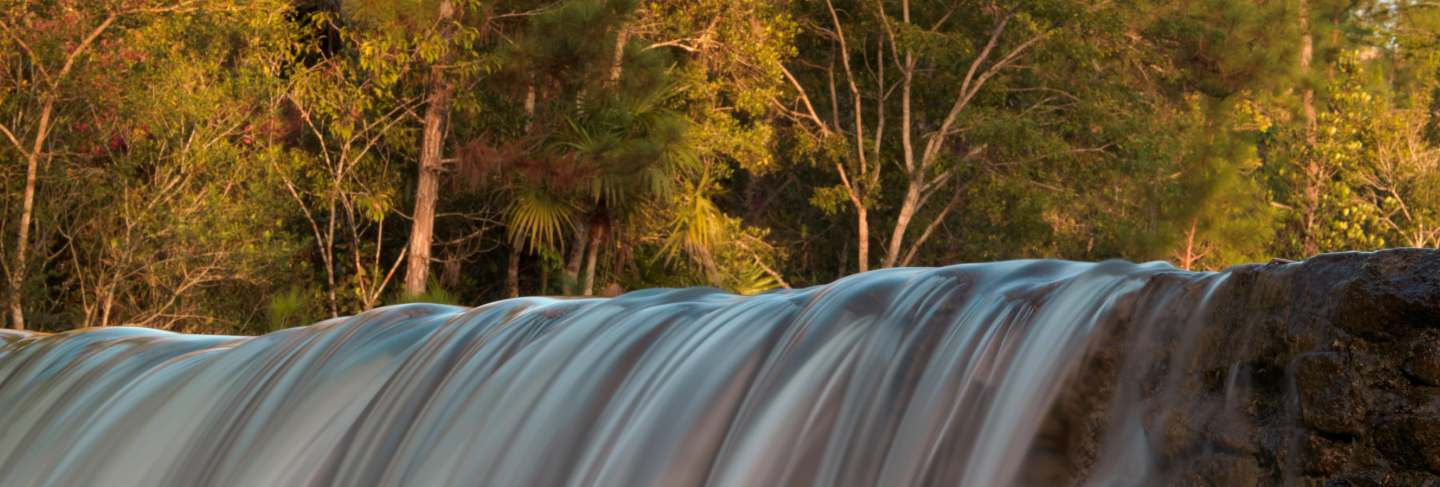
1038;249;1440;486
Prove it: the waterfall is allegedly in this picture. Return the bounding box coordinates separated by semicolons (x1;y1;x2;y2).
0;260;1233;486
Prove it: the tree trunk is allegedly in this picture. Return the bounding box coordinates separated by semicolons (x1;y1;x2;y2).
6;14;119;330
403;71;451;296
402;0;456;297
1178;218;1199;271
8;149;39;331
100;289;115;328
581;222;605;296
506;245;520;298
562;23;626;298
882;181;921;268
855;206;870;273
8;99;54;331
1299;0;1320;257
520;77;537;298
609;26;629;85
323;196;340;315
563;221;588;295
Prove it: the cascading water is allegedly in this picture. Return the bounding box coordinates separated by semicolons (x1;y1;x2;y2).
0;258;1340;486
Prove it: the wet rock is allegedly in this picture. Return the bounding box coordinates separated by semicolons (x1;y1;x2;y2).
1044;250;1440;484
1171;454;1263;487
1333;249;1440;339
1206;412;1256;453
1375;415;1440;472
1295;352;1368;435
1152;395;1218;456
1324;470;1390;487
1303;432;1354;475
1406;334;1440;386
1395;473;1440;487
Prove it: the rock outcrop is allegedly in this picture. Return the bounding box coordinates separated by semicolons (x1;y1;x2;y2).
1049;249;1440;486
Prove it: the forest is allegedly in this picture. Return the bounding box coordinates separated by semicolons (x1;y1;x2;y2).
0;0;1436;333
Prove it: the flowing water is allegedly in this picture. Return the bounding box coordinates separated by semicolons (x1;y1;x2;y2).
0;260;1234;486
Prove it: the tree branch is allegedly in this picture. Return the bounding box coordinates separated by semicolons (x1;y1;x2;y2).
901;183;964;266
923;14;1051;168
778;64;831;135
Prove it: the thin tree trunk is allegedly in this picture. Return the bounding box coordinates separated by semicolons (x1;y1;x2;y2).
581;222;605;296
563;221;588;295
506;245;520;298
887;13;919;270
580;23;621;296
900;184;963;267
856;206;869;273
100;289;114;328
519;78;536;298
882;181;921;268
7;98;55;330
609;27;629;84
524;81;537;127
886;41;918;270
556;25;626;297
8;146;40;331
1299;0;1320;257
1179;218;1199;270
6;13;119;329
403;1;456;297
1299;1;1315;146
324;193;340;315
539;260;550;295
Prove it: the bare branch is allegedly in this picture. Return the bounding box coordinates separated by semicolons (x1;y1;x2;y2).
923;14;1052;167
646;39;700;52
825;0;871;181
0;122;24;155
51;13;121;92
0;20;51;83
778;64;831;135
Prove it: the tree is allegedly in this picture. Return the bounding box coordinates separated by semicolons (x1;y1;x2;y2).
277;11;422;314
402;0;461;297
0;0;222;329
0;0;313;331
1127;0;1301;269
1360;105;1440;248
779;1;1163;271
1259;0;1440;257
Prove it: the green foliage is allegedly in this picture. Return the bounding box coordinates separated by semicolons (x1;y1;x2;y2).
508;187;576;252
1261;50;1440;255
265;287;317;333
388;280;460;305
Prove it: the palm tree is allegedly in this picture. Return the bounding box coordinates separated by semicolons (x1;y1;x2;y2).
466;0;782;297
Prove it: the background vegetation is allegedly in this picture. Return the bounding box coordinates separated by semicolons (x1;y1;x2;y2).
0;0;1436;333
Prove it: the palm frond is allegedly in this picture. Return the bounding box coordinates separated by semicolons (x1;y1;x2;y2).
507;187;576;252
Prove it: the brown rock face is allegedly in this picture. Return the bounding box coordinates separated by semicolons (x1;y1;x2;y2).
1295;352;1368;436
1375;415;1440;472
1303;432;1354;476
1407;333;1440;386
1048;249;1440;486
1332;251;1440;339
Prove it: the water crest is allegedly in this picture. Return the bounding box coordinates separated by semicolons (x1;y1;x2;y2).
0;260;1243;486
